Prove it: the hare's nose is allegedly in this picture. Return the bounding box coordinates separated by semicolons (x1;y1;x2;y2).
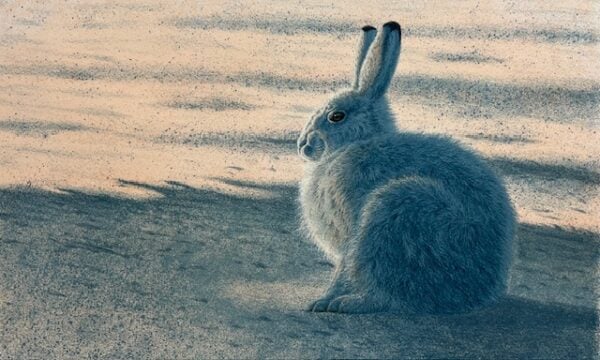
298;136;308;149
298;131;325;161
301;144;315;158
297;135;308;157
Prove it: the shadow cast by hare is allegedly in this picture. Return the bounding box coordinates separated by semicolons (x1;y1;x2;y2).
297;22;516;314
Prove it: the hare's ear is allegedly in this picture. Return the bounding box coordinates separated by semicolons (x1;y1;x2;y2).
357;21;402;99
352;25;377;89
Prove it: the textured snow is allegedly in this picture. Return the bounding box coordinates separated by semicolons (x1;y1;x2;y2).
0;0;598;358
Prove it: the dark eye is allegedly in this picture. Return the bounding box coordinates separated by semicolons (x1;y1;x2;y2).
327;110;346;123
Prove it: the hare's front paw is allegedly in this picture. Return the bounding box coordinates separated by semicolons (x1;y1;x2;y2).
307;294;378;313
325;295;368;313
306;297;333;312
328;294;387;313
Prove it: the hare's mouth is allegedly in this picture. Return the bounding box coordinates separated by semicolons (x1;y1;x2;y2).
298;131;325;161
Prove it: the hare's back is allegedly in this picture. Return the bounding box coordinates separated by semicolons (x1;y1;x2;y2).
331;133;505;209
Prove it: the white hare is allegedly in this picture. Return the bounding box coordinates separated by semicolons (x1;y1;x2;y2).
297;22;516;314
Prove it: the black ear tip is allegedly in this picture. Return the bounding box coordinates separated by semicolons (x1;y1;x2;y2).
362;25;376;32
383;21;401;32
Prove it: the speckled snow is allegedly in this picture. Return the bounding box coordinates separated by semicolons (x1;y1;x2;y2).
0;1;598;358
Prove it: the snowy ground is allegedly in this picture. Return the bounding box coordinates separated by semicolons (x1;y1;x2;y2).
0;0;598;358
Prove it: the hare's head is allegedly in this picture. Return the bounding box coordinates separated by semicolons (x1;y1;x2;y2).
298;22;402;161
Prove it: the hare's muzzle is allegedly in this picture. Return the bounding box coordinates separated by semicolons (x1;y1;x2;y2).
297;131;325;161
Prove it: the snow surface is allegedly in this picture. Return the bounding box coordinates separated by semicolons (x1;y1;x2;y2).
0;0;598;358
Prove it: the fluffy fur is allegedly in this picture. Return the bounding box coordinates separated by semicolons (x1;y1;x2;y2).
297;22;516;314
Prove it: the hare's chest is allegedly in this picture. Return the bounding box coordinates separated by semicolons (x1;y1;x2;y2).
299;162;359;260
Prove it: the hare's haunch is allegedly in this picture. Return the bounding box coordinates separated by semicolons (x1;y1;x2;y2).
298;21;515;314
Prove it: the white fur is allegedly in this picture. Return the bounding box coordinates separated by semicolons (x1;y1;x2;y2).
297;22;516;314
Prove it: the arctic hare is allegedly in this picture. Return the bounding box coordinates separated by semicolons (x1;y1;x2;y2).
297;22;515;314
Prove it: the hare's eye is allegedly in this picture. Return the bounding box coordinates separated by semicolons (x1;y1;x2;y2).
327;110;346;123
